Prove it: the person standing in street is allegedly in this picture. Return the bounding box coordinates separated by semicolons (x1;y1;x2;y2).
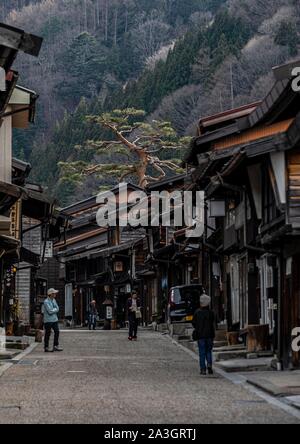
127;291;141;341
192;294;215;376
43;289;63;353
88;300;98;331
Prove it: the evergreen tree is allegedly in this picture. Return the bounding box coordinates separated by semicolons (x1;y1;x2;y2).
59;108;188;189
275;21;299;56
56;33;109;106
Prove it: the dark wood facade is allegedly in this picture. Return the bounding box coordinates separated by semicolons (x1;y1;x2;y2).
0;24;61;333
185;60;300;369
55;184;148;327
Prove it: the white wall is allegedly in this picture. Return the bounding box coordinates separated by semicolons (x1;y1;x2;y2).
0;113;12;184
16;266;31;324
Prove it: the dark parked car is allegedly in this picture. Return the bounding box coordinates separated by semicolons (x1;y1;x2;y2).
167;284;205;324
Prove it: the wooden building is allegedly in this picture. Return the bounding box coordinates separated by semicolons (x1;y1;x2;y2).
185;60;300;369
0;156;64;333
0;23;64;332
0;23;43;333
15;182;63;329
140;174;203;324
55;184;147;327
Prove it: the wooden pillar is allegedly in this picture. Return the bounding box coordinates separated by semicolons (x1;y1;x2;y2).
81;290;84;326
0;258;3;325
292;256;300;367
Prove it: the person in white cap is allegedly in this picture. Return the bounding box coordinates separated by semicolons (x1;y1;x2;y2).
192;294;215;376
43;289;63;353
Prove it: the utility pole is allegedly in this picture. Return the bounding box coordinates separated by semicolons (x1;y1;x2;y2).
230;62;235;110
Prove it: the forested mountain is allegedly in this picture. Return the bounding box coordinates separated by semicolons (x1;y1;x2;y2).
4;0;300;205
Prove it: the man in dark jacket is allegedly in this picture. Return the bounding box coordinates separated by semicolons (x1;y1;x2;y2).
127;291;141;341
192;294;215;376
88;300;98;331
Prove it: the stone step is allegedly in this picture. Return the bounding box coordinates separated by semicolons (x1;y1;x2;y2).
0;350;19;360
5;335;33;344
213;345;246;353
169;323;193;337
214;349;249;362
247;351;274;359
5;342;29;351
216;358;273;373
174;335;192;341
214;341;229;348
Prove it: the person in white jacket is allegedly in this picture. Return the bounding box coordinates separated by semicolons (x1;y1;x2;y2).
43;289;63;353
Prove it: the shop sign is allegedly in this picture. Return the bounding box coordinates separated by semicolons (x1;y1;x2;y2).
106;306;113;320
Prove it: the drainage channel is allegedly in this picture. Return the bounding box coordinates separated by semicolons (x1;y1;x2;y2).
0;405;21;411
11;359;39;366
234;400;268;405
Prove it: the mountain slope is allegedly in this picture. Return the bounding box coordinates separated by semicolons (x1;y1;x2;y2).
5;0;300;205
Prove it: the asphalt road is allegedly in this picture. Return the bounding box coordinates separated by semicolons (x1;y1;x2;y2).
0;329;299;424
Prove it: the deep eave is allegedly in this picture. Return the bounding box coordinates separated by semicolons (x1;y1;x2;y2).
12;158;32;186
57;237;144;262
198;102;261;135
21;187;55;221
186;59;300;167
62;183;145;217
146;173;190;192
0;22;43;66
0;180;23;213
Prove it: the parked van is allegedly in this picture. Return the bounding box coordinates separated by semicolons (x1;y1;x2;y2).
167;284;205;324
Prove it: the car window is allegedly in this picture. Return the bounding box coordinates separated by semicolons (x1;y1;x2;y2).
172;288;182;304
180;287;202;305
171;286;203;305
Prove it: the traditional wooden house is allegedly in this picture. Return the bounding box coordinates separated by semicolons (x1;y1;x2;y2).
185;60;300;369
140;174;203;324
15;181;63;329
0;23;43;332
55;184;147;327
0;154;64;333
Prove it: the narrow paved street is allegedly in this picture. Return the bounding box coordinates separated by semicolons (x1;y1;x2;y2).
0;330;299;424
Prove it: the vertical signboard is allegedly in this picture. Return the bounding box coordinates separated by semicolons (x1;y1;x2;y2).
65;283;73;318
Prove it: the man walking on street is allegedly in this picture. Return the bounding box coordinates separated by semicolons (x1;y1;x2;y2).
192;294;215;376
88;300;98;331
128;291;141;341
43;289;63;353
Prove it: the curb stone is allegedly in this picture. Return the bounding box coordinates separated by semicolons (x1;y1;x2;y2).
0;342;39;377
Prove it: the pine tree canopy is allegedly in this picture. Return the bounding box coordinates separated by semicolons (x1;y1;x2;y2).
59;108;188;189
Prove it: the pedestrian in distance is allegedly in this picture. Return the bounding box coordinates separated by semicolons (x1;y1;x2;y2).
43;289;64;353
192;294;215;376
127;291;142;341
88;300;98;331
